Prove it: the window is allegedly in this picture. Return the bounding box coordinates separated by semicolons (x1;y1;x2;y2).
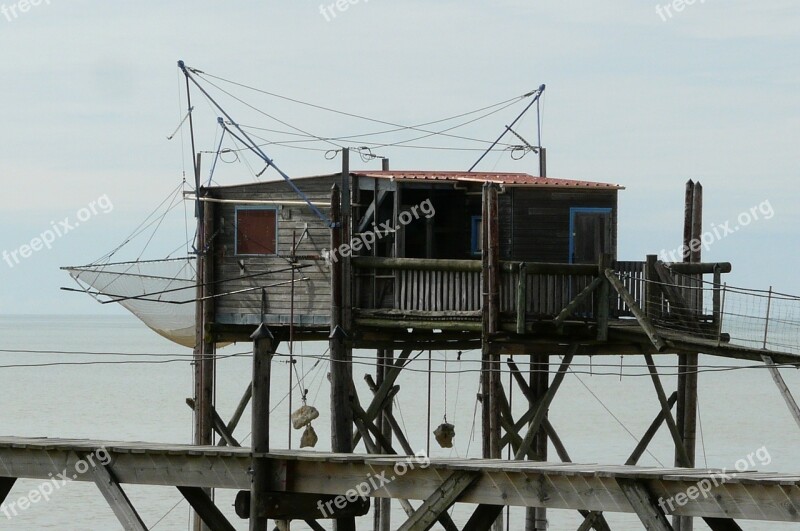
470;216;482;256
235;207;277;255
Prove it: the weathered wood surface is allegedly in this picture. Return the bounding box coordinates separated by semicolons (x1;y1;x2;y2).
0;437;799;522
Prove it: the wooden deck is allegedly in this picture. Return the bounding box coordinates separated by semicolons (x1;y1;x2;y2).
1;437;799;524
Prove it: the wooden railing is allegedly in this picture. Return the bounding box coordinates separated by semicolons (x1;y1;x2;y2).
351;256;729;333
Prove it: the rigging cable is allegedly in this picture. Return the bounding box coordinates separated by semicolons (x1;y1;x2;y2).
196;68;532;145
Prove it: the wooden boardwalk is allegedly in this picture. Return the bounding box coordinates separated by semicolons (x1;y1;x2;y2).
1;437;799;527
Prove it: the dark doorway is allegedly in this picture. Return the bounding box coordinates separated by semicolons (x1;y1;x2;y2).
569;208;612;264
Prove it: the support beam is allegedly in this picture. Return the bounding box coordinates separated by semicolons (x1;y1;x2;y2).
553;277;603;327
360;377;461;531
186;399;240;447
464;504;506;531
494;388;611;531
605;269;666;351
397;471;480;531
305;520;327;531
702;518;743;531
761;354;800;430
177;486;237;531
357;189;389;233
617;478;674;531
353;348;413;446
350;388;397;454
365;375;412;456
514;348;576;460
86;458;148;531
0;477;16;505
643;354;692;468
218;383;251;447
626;392;679;465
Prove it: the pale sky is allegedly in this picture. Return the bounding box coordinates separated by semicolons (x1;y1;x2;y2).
1;0;798;314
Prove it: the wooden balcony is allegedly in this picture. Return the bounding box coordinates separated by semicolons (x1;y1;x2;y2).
352;256;729;340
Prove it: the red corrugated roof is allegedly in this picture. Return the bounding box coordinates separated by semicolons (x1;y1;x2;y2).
352;171;623;189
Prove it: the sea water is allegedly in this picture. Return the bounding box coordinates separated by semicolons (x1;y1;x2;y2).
1;314;798;530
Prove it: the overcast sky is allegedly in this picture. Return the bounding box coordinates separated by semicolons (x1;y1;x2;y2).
0;0;798;315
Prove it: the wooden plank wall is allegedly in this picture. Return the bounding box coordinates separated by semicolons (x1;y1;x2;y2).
510;188;618;263
210;175;336;327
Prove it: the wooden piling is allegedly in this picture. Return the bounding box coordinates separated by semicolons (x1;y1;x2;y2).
250;323;275;531
330;183;355;531
194;181;216;531
526;353;549;531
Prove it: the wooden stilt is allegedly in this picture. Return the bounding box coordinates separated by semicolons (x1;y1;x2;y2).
330;179;356;531
194;182;216;531
375;349;399;531
249;322;275;531
676;180;702;531
526;353;549;531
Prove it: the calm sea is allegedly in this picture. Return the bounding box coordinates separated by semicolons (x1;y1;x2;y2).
1;315;798;530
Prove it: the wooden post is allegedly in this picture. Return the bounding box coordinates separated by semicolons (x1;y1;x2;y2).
596;254;610;341
481;184;491;460
516;263;527;334
250;322;275;531
538;147;547;178
341;149;353;331
682;180;694;262
375;348;393;531
676;181;701;531
645;255;660;319
526;353;549;531
330;183;355;531
194;178;215;531
480;183;503;531
487;185;500;336
712;265;722;338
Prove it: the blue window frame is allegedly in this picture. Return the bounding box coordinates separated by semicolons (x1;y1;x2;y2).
470;216;482;256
